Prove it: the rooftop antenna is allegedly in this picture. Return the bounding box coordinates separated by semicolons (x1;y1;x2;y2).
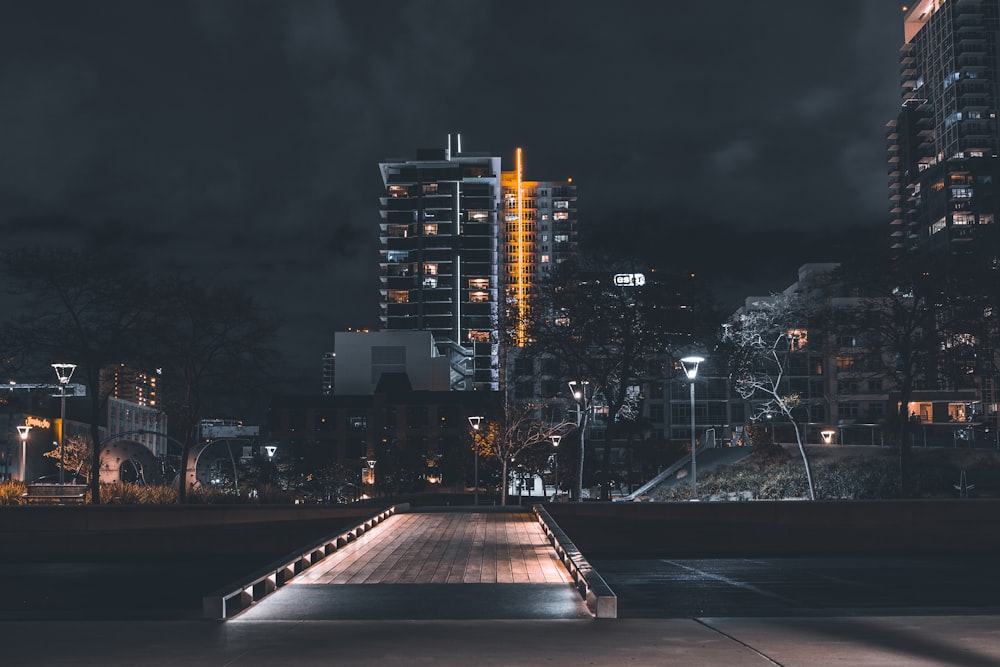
446;134;451;161
456;133;462;154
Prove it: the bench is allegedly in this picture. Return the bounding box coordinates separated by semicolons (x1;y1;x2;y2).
23;483;88;504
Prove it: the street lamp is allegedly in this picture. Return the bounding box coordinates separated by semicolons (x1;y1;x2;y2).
52;363;76;485
366;458;377;497
468;416;483;506
568;380;590;502
679;355;705;500
16;425;31;482
550;435;561;500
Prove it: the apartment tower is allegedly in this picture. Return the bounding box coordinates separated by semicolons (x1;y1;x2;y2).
378;135;501;391
888;0;1000;258
500;148;578;347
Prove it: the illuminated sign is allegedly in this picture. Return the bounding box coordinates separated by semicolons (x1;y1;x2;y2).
613;273;646;287
25;416;51;429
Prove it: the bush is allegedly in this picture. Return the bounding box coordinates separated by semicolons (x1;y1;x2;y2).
649;456;903;501
0;480;27;506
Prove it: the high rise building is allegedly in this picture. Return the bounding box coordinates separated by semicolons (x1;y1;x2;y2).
99;364;167;457
501;148;578;346
100;363;160;408
379;135;502;391
888;0;1000;258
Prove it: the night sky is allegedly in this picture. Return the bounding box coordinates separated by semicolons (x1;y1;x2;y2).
0;1;904;390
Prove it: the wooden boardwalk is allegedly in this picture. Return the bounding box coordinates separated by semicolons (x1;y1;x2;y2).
292;511;571;585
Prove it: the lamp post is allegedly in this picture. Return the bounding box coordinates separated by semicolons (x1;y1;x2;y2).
679;356;704;500
550;435;561;500
16;425;31;482
568;380;589;502
468;416;483;506
366;458;377;497
51;363;77;485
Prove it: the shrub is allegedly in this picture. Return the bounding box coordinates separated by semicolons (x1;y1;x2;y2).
0;480;27;506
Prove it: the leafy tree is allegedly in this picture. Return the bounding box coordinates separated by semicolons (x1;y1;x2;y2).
524;256;720;501
42;434;92;481
723;292;816;500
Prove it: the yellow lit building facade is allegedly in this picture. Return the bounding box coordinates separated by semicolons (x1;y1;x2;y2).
501;148;577;346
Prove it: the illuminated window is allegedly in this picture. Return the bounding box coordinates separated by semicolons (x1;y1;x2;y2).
553;212;569;220
388;185;408;198
468;278;489;289
554;200;569;209
469;291;489;303
836;356;855;371
388;290;409;303
554;234;569;243
952;187;973;199
541;255;550;263
387;224;408;238
787;329;808;350
423;223;438;235
953;213;974;225
468;330;490;342
468;210;489;221
425;263;438;275
423;277;438;288
422;183;438;194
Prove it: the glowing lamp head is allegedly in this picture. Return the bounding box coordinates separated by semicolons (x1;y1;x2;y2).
551;435;562;447
51;363;77;384
468;415;483;431
679;355;705;381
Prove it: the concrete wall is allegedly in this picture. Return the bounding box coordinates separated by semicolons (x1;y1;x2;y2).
545;500;1000;558
0;504;382;534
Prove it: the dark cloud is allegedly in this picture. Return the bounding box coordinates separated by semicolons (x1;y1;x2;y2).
0;0;905;388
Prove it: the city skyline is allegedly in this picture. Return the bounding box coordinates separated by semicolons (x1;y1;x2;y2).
0;1;905;387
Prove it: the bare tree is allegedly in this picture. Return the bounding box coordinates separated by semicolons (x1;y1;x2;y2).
146;279;278;503
471;400;574;506
836;255;985;494
723;293;816;500
0;247;151;503
525;257;720;500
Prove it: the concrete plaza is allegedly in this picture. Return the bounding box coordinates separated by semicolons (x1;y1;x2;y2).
3;505;1000;665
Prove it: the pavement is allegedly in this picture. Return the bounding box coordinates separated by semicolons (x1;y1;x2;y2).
4;507;1000;666
4;616;1000;666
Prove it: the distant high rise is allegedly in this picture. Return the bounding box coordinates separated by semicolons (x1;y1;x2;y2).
379;135;502;391
100;363;159;408
501;148;578;346
888;0;1000;259
100;364;167;457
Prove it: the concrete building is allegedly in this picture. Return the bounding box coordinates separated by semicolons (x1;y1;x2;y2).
267;374;493;495
101;364;167;459
331;330;450;395
888;0;1000;258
